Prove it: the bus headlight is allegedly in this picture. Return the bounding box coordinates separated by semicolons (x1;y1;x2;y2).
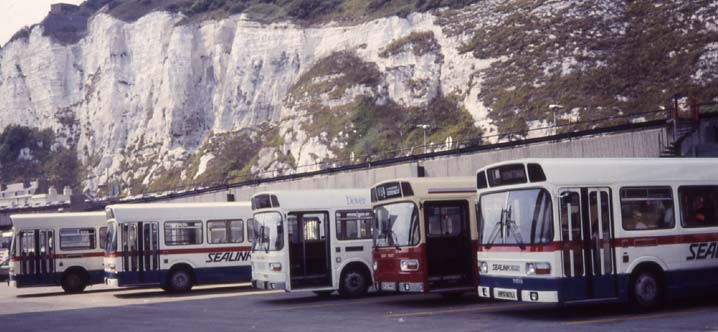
269;262;282;272
526;262;551;275
373;261;378;271
479;261;488;274
400;259;419;272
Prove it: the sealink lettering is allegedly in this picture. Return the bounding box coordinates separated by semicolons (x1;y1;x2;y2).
686;242;718;260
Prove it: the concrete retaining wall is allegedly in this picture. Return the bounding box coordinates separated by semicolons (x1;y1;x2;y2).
160;127;666;203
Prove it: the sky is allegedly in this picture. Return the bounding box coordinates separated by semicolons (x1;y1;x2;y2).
0;0;84;46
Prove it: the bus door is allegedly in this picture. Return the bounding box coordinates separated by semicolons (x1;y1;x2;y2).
288;212;331;289
424;201;473;291
560;188;617;301
121;222;160;284
18;230;55;285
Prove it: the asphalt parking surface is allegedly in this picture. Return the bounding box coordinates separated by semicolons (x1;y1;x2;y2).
1;282;717;332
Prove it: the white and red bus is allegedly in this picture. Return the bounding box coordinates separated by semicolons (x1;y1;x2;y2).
8;212;107;293
371;177;478;296
475;158;718;309
250;190;374;298
104;202;253;292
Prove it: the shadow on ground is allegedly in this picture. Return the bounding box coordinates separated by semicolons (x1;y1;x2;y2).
113;284;258;299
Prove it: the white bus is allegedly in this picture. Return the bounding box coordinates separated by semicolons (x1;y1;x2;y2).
475;158;718;310
371;177;478;296
8;212;107;293
104;202;253;292
1;231;12;264
251;190;374;298
1;231;14;279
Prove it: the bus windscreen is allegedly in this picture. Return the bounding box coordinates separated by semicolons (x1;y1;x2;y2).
479;189;553;247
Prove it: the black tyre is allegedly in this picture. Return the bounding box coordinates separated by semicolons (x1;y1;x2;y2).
61;271;87;294
630;270;663;311
313;290;334;297
338;269;369;298
167;268;194;293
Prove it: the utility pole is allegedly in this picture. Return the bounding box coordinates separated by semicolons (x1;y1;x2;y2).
416;124;430;154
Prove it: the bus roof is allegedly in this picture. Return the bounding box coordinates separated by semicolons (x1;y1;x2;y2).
477;158;718;187
10;211;106;230
107;202;252;222
252;189;370;211
372;177;475;195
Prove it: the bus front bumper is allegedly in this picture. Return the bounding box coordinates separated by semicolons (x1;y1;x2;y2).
375;281;425;293
253;280;286;290
478;276;559;303
104;271;119;287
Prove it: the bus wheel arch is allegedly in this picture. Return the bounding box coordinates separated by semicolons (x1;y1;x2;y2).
338;262;372;298
629;262;666;311
166;263;195;293
61;267;89;294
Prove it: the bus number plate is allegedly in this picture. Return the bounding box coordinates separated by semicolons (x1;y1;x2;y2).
494;288;518;301
381;282;397;291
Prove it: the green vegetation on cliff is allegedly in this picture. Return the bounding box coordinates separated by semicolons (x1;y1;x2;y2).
0;125;80;190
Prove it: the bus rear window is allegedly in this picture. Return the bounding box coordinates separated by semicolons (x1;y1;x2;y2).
679;186;718;228
620;187;674;230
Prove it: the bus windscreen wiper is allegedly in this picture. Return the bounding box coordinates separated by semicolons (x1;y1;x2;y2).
504;205;526;249
484;208;505;249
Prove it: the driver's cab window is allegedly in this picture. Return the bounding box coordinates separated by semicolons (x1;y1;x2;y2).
288;215;299;244
426;205;464;237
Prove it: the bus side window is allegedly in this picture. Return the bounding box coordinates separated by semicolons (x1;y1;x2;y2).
60;228;97;251
336;210;373;240
679;186;718;228
620;187;674;231
164;221;203;246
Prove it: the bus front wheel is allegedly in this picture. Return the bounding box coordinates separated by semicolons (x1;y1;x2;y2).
339;268;368;298
630;270;664;311
167;268;194;293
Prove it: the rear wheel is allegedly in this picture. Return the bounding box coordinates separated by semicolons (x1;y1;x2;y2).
338;268;368;298
61;271;87;294
630;270;663;311
167;268;194;293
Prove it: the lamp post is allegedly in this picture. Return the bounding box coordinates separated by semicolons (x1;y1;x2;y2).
548;104;563;135
416;124;431;154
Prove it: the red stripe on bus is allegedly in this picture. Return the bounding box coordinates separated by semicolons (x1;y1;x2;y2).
428;190;476;194
613;233;718;248
479;233;718;252
479;242;562;252
54;252;105;259
10;252;104;260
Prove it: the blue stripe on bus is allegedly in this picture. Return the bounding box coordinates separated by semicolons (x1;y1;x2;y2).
108;266;252;288
481;265;718;303
11;270;104;288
